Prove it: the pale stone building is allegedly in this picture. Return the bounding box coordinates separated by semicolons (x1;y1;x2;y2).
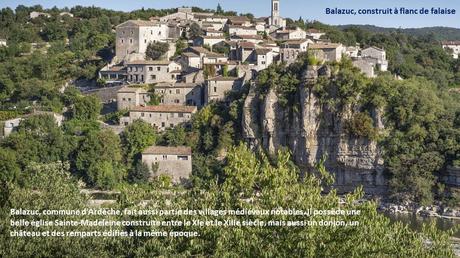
126;60;182;84
115;20;169;60
29;11;51;19
442;41;460;59
280;39;311;64
254;48;275;70
3;112;64;138
271;27;306;40
309;43;345;62
117;86;150;110
230;35;264;44
236;41;256;63
122;105;197;130
0;39;7;47
153;82;203;107
227;16;252;27
352;58;376;78
142;146;192;183
226;25;258;36
193;36;226;49
269;0;286;28
361;46;388;71
306;29;326;40
205;76;244;104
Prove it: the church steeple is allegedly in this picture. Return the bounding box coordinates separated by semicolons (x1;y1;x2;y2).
272;0;280;19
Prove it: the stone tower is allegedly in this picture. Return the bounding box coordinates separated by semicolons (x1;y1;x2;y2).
270;0;285;27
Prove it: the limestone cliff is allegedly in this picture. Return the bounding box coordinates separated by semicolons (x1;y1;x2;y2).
242;65;386;194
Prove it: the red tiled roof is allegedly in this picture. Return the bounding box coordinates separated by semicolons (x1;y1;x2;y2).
143;145;192;155
131;105;197;113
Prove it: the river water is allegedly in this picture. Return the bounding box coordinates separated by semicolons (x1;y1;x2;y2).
384;213;460;255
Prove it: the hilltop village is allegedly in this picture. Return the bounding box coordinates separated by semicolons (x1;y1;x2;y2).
93;1;389;181
1;1;459;187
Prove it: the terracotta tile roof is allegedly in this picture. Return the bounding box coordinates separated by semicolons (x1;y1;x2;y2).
255;48;272;55
155;82;200;88
131;105;197;113
238;41;256;49
208;76;240;81
118;86;147;93
127;60;173;65
117;19;160;27
143;145;192;155
231;34;263;40
442;40;460;45
309;43;342;49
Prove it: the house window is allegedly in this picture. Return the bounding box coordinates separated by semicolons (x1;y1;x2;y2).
161;122;165;127
171;75;175;79
176;89;180;94
174;99;180;104
170;123;174;128
178;113;184;117
131;30;134;35
149;67;153;71
121;39;124;44
162;155;167;160
177;155;188;160
128;98;132;101
149;114;152;117
169;90;172;94
122;98;126;101
141;113;145;117
130;39;133;44
151;30;153;35
158;31;161;35
157;67;161;71
214;87;217;93
144;39;147;43
151;75;156;80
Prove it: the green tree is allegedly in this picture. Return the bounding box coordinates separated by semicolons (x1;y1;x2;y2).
188;22;203;39
145;41;169;60
75;129;125;189
71;95;102;120
121;120;157;164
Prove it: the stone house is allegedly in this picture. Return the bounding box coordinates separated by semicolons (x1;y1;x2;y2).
193;36;226;49
121;105;197;130
205;76;244;104
181;52;202;69
226;25;258;36
236;41;256;63
153;82;203;107
254;48;274;70
345;46;359;58
117;86;150;110
309;43;345;62
280;39;311;64
126;60;182;84
361;46;388;71
3;112;64;138
230;35;264;44
352;57;376;78
201;21;225;31
29;11;51;19
180;47;226;69
306;28;325;40
142;145;192;183
115;20;169;60
227;16;252;27
270;27;306;40
442;41;460;59
98;65;127;83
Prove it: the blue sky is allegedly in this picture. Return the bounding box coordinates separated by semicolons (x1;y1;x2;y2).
1;0;459;28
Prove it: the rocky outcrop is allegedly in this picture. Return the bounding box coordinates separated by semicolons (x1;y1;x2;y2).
242;65;387;194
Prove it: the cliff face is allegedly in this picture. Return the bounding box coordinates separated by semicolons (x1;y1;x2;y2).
242;66;387;194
